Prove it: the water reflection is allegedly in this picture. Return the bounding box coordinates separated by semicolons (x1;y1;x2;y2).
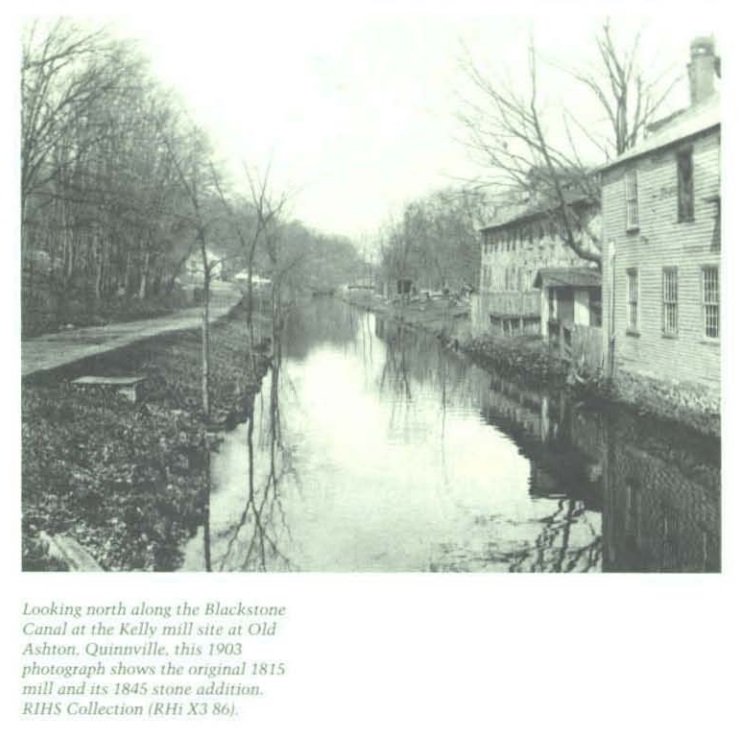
600;407;720;572
182;299;720;573
214;325;296;571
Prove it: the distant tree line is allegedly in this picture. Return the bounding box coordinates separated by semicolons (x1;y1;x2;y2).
377;188;491;296
21;19;365;336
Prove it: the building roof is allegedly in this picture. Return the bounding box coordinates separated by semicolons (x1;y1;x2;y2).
533;267;601;289
480;191;594;233
598;93;720;173
234;270;271;283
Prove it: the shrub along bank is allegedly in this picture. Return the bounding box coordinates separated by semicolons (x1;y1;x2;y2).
461;333;569;386
22;302;271;571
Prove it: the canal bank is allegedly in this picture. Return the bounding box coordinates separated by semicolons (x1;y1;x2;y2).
22;300;272;571
341;290;720;437
340;290;571;385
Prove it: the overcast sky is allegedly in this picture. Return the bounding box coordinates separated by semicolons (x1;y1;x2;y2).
18;1;726;240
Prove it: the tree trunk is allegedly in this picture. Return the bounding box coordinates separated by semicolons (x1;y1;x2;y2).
94;237;105;301
202;438;212;572
199;237;211;420
138;249;151;300
246;251;256;369
123;252;133;296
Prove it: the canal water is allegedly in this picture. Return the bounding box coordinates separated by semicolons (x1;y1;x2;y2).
181;298;720;573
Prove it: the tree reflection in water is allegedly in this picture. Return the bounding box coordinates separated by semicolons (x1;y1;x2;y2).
192;300;718;573
377;320;413;402
199;331;296;571
507;499;602;572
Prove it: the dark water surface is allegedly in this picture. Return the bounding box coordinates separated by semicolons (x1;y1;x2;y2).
182;299;720;572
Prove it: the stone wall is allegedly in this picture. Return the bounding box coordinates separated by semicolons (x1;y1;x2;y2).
612;368;720;436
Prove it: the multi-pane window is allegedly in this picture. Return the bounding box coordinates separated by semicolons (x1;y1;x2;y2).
703;266;719;338
677;147;694;222
626;269;638;332
625;169;639;230
662;268;679;335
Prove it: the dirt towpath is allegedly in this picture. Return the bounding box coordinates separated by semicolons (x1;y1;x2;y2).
22;282;242;377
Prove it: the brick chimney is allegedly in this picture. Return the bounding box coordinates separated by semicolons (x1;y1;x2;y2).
687;36;717;105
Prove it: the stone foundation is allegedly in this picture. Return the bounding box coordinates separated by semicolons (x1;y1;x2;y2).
612;368;720;436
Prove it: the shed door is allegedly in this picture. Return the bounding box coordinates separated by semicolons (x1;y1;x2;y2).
557;287;575;324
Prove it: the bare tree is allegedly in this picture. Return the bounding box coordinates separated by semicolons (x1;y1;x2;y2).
377;188;488;296
22;17;363;342
458;21;682;268
563;21;682;158
212;162;288;363
21;20;202;333
159;120;221;418
21;20;142;226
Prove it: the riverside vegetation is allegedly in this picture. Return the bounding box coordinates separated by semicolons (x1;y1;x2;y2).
22;301;271;571
342;289;718;437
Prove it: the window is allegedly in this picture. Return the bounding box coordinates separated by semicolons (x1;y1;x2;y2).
677;147;694;222
590;288;602;328
703;266;719;338
483;265;490;290
625;169;639;230
626;269;638;332
662;268;678;335
505;266;516;291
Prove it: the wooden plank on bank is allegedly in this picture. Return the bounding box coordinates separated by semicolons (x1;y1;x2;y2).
72;375;146;402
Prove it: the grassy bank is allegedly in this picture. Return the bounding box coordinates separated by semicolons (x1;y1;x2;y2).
22;301;271;571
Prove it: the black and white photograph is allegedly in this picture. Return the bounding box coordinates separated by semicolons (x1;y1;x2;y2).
8;2;738;734
18;6;723;575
